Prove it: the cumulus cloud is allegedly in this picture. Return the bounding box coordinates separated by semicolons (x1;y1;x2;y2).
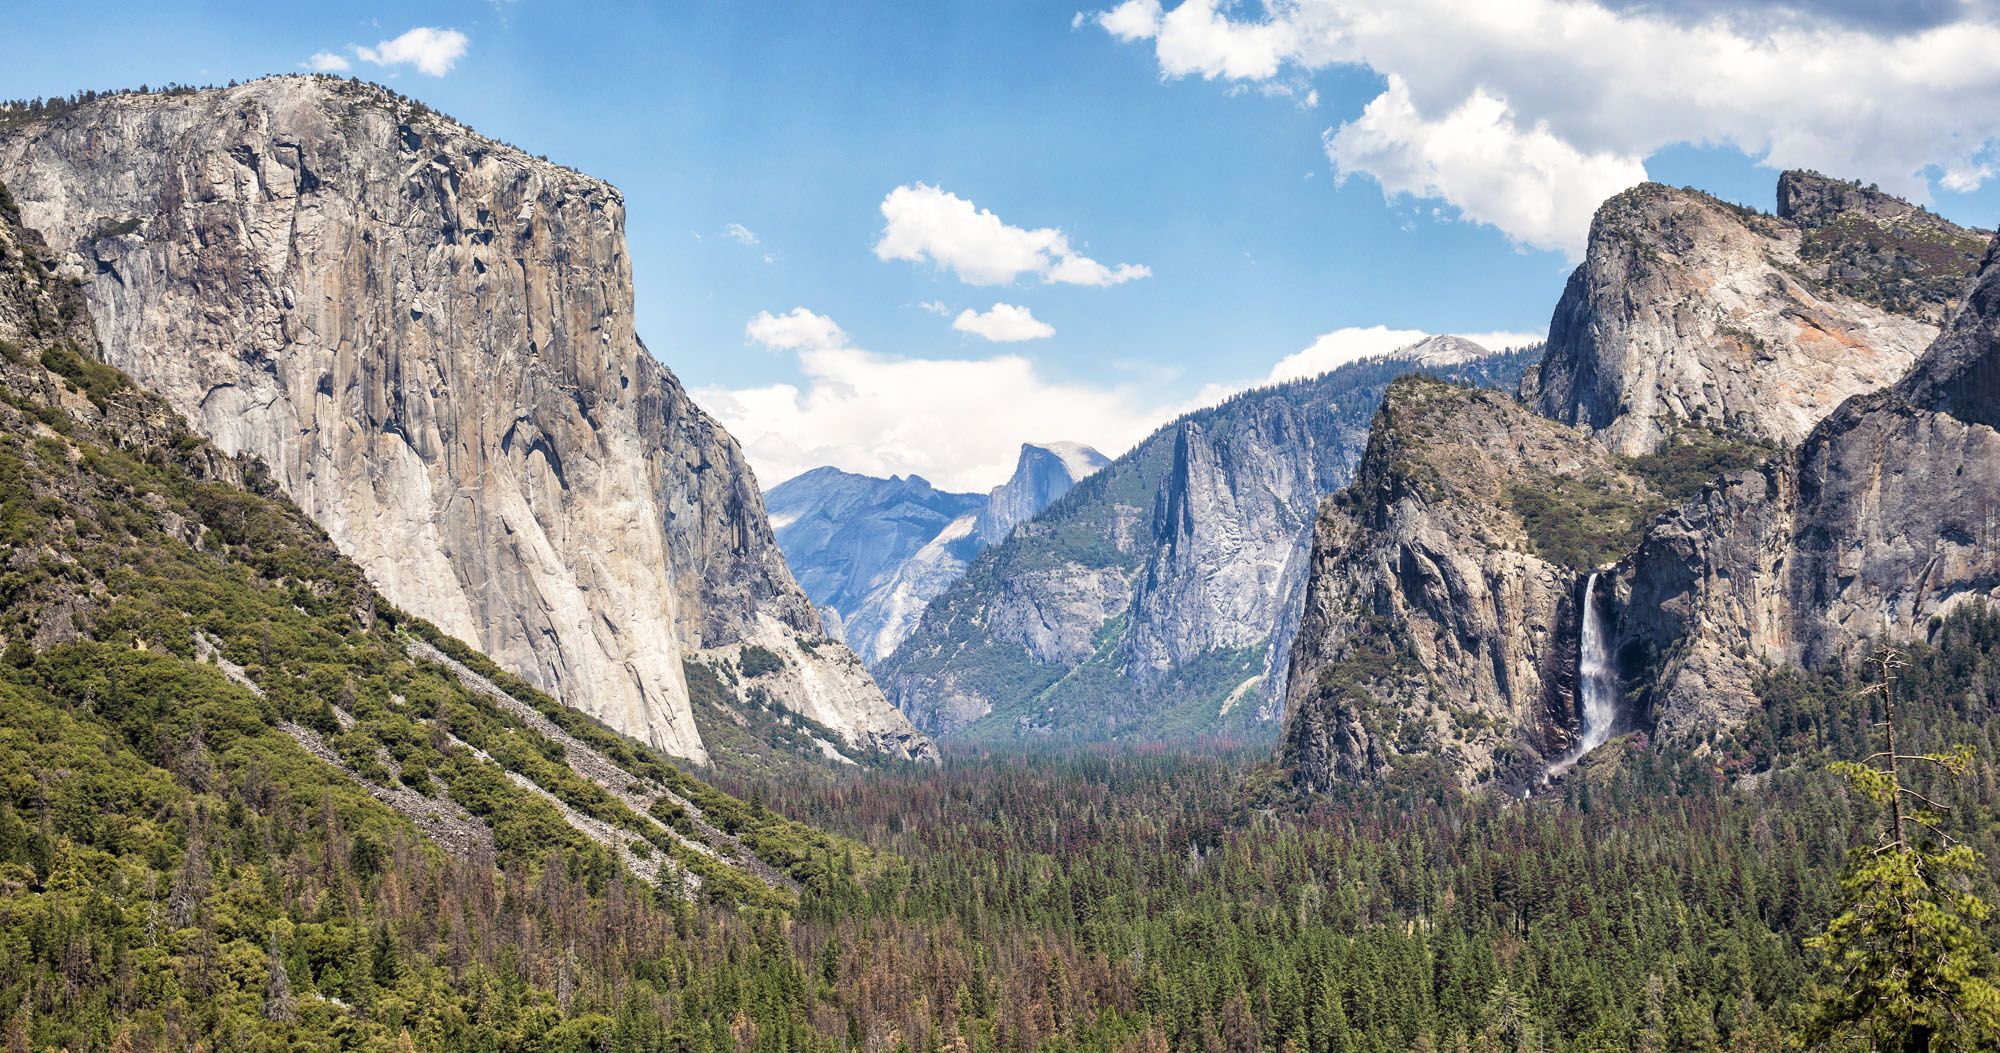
1456;330;1547;354
722;222;759;246
1266;325;1544;383
874;183;1151;286
695;344;1175;491
1327;79;1647;260
1099;0;1294;79
745;308;848;352
704;310;1546;488
306;51;351;73
1095;0;2000;257
952;303;1057;342
355;27;469;76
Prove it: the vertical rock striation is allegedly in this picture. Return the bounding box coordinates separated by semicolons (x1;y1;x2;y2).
882;346;1539;743
0;77;931;764
1533;179;1981;455
1281;173;1993;790
1618;232;2000;741
1279;378;1657;789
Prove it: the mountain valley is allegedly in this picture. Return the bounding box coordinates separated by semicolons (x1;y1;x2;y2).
2;39;2000;1051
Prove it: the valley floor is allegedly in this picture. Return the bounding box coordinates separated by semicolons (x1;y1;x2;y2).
704;609;2000;1052
12;605;2000;1051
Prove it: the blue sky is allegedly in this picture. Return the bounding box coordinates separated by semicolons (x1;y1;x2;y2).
6;1;2000;489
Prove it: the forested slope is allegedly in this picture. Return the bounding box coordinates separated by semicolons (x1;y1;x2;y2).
0;180;883;1048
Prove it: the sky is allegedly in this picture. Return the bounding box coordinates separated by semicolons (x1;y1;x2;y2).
5;1;2000;491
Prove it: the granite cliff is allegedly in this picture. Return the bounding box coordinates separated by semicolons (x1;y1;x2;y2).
1279;378;1660;789
882;343;1539;742
1283;173;1992;789
769;441;1107;667
1616;231;2000;744
1532;174;1985;455
0;77;931;766
0;175;835;904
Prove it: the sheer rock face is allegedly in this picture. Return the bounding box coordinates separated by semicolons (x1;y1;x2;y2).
1126;405;1322;680
1618;234;2000;738
1278;173;1992;791
1533;180;1968;456
1279;379;1655;789
977;442;1110;546
881;348;1537;743
0;77;931;765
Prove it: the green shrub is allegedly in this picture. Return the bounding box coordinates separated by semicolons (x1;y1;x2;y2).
1624;425;1774;502
738;644;785;678
38;342;128;408
1507;473;1662;570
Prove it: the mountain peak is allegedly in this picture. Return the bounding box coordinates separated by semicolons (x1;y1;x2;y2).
1390;334;1494;367
1020;440;1110;485
1532;169;1969;455
1777;169;1926;230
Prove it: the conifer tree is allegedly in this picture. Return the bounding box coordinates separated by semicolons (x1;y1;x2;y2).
263;935;295;1022
1804;651;2000;1052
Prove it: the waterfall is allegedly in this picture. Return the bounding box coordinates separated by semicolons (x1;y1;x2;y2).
1547;571;1617;779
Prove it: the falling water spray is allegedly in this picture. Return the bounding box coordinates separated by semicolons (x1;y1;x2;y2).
1547;571;1618;779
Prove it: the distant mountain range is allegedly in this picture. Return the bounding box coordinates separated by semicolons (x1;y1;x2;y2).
876;337;1541;745
769;441;1109;666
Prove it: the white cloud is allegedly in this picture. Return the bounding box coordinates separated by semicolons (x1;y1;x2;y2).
696;343;1175;491
1267;325;1429;383
355;27;469;77
874;183;1151;286
1266;325;1544;383
1456;330;1546;354
1096;0;2000;258
1327;79;1649;259
704;309;1543;489
745;308;848;352
723;222;759;246
1100;0;1165;42
306;51;351;73
918;299;953;316
953;303;1057;342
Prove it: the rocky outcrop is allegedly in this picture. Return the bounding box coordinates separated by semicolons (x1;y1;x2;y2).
0;77;930;765
977;441;1110;545
882;346;1538;742
770;441;1107;667
1617;233;2000;740
1279;378;1659;789
1779;170;1994;323
1279;173;1995;793
1533;177;1979;455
